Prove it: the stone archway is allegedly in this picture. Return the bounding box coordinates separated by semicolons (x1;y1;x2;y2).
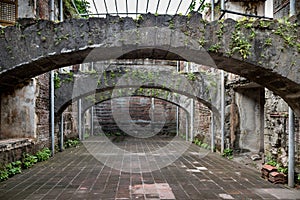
0;13;299;114
54;63;220;117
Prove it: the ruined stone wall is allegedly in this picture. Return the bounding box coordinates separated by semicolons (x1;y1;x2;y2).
0;73;50;144
0;0;60;166
0;73;50;166
178;101;211;142
59;102;79;140
264;89;300;171
94;97;177;136
193;101;211;142
18;0;59;20
35;73;50;148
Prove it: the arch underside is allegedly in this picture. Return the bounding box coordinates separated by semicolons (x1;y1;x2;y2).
0;15;299;114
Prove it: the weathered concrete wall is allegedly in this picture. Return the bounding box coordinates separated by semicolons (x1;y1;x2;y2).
224;0;265;19
234;87;265;153
0;73;51;146
273;0;300;19
18;0;36;19
18;0;59;20
0;80;37;139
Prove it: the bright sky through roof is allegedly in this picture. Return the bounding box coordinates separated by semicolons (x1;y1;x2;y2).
86;0;200;18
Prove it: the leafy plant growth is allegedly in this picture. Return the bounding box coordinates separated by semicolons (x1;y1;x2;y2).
186;72;196;81
54;72;61;89
22;154;38;169
230;30;251;59
64;139;80;149
266;158;288;174
0;142;79;182
36;148;51;162
193;138;210;150
222;148;233;159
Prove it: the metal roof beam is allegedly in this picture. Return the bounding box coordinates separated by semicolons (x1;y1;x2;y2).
103;0;108;14
165;0;172;14
175;0;183;15
115;0;119;15
156;0;161;14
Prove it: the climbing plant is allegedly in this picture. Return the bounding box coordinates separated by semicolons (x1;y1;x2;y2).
63;0;90;18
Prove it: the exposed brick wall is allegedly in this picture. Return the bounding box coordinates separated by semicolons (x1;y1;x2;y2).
35;73;50;149
178;101;211;142
94;97;177;135
264;89;300;172
37;0;50;20
61;103;78;140
194;101;211;140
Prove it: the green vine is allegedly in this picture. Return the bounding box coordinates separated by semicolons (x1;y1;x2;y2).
264;38;272;46
229;22;252;59
208;43;221;53
273;18;299;49
54;72;61;89
186;72;196;81
222;148;233;159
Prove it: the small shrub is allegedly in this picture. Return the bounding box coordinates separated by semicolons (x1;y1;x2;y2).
36;148;51;162
0;170;9;182
266;159;277;167
186;73;196;81
84;133;90;139
6;161;22;177
64;139;80;149
222;148;233;159
193;138;202;146
277;166;288;174
22;154;38;169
